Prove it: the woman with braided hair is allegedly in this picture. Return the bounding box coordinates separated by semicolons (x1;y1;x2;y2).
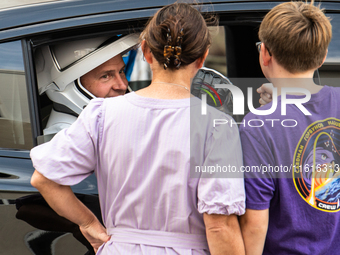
30;2;245;254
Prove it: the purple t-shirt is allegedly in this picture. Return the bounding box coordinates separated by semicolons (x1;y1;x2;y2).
240;85;340;254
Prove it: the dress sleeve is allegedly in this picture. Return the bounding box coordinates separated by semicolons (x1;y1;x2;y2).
239;127;276;210
197;118;245;216
30;98;105;186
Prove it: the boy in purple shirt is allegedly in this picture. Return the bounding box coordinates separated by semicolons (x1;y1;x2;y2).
239;1;339;254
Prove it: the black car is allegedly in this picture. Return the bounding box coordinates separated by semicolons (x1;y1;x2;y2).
0;0;340;254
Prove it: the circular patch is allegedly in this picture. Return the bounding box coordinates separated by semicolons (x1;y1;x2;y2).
293;118;340;212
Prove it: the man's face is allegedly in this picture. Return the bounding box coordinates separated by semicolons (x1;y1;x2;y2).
80;54;128;98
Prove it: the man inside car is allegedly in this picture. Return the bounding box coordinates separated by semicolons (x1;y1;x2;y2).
43;52;129;136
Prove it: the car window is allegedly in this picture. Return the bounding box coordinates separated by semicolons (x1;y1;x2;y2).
205;26;227;76
313;13;340;87
325;13;340;64
0;41;33;150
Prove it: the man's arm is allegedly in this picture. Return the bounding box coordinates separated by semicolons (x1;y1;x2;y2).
31;170;110;253
239;209;269;255
203;213;245;255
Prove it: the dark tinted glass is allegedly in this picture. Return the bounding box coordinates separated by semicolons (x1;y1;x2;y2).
0;41;33;150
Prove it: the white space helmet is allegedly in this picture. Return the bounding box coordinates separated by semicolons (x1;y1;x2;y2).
35;33;139;116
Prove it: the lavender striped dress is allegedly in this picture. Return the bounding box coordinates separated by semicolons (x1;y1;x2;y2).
31;92;245;254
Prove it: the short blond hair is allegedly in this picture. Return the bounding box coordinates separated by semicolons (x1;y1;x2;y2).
259;1;332;73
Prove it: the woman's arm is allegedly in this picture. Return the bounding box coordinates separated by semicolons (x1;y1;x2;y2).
203;213;245;255
31;170;110;252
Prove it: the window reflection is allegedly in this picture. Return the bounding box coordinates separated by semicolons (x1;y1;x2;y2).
0;41;33;150
326;14;340;63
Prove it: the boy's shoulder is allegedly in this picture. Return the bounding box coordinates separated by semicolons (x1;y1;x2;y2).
330;85;340;93
240;85;340;136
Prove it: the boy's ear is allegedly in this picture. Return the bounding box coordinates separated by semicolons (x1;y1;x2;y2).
141;40;153;64
261;43;271;66
319;49;328;67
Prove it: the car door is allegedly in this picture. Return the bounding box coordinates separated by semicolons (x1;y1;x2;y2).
0;39;94;255
0;40;38;255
